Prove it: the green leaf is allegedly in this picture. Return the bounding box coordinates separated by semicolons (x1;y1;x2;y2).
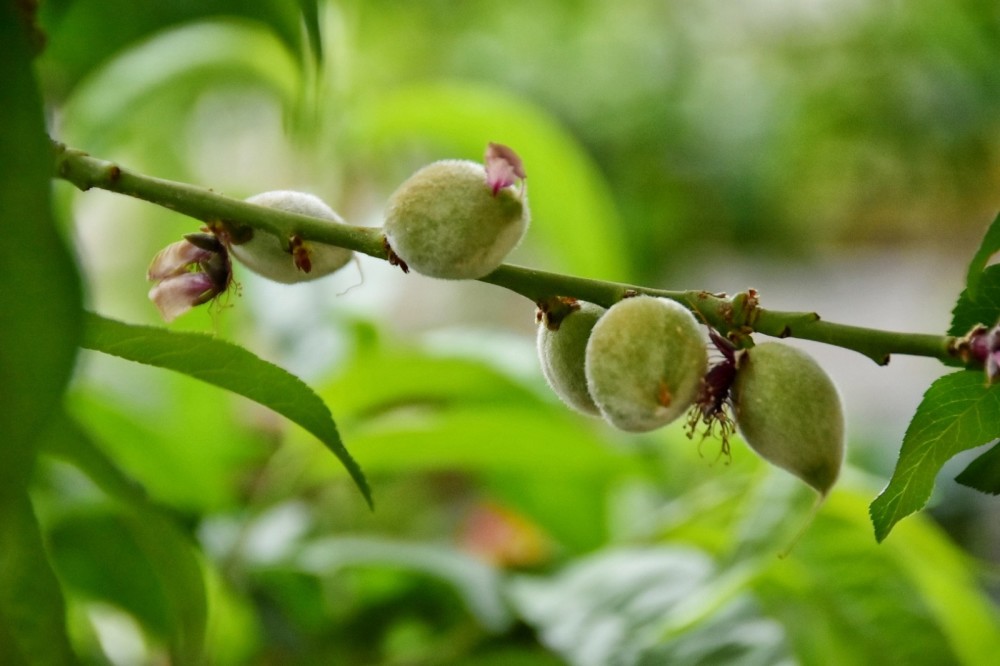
869;371;1000;541
297;0;324;64
59;19;303;156
39;410;151;509
37;0;313;101
48;509;207;663
0;0;83;498
0;12;82;665
964;211;1000;301
303;338;636;481
758;491;963;665
652;474;998;664
761;489;1000;665
874;494;1000;666
508;547;791;666
954;442;1000;495
297;537;513;632
949;264;1000;336
0;490;77;666
80;312;372;508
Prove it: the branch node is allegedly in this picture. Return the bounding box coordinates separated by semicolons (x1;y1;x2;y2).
383;236;409;273
536;296;580;331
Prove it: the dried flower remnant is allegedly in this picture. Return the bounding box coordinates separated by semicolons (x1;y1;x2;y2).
147;233;231;322
485;142;526;196
960;324;1000;384
686;330;739;457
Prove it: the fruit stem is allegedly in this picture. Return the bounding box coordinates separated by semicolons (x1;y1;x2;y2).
52;141;965;368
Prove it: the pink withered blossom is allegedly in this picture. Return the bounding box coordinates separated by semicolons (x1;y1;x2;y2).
146;234;231;322
148;272;216;322
484;142;526;196
147;238;213;281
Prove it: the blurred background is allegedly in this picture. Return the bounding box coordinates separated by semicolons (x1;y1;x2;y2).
34;0;1000;663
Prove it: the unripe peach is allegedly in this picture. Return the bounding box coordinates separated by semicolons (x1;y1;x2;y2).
537;301;605;415
229;190;352;283
732;342;844;496
383;160;529;279
585;296;707;432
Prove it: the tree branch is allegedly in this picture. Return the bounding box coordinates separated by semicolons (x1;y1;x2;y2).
52;141;964;366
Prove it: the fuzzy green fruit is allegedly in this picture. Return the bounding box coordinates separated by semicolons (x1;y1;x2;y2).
537;301;605;415
585;296;707;432
732;342;844;496
229;190;352;283
383;160;529;279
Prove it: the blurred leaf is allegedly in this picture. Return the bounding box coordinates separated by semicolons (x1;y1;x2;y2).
59;19;302;155
297;537;512;632
954;441;1000;495
486;472;612;555
0;490;77;666
641;454;995;664
301;341;638;482
128;513;208;663
355;82;629;278
48;509;207;663
65;386;225;510
949;264;1000;335
80;312;372;507
756;490;962;666
508;547;790;666
344;405;626;474
201;564;260;666
0;14;82;664
38;0;315;100
0;0;82;498
297;0;323;64
870;371;1000;541
761;489;1000;666
871;494;1000;666
325;349;531;418
964;211;1000;301
39;410;150;509
452;649;564;666
66;375;262;512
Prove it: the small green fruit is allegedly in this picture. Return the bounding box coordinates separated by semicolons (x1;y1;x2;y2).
229;190;352;283
537;300;606;415
585;296;708;432
732;342;844;496
383;160;529;279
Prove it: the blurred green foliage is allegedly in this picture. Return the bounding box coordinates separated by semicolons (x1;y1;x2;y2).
5;0;1000;663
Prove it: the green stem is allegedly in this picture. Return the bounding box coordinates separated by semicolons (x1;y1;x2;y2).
52;141;964;367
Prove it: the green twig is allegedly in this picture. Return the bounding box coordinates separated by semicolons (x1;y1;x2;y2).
52;141;963;367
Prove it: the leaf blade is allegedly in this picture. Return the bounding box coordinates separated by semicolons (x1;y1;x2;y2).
80;312;372;507
0;0;83;495
964;211;1000;301
870;371;1000;541
954;441;1000;495
0;490;78;666
949;264;1000;336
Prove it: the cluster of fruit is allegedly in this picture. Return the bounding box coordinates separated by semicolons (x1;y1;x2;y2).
148;143;843;496
146;143;527;319
537;295;845;497
227;141;529;284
